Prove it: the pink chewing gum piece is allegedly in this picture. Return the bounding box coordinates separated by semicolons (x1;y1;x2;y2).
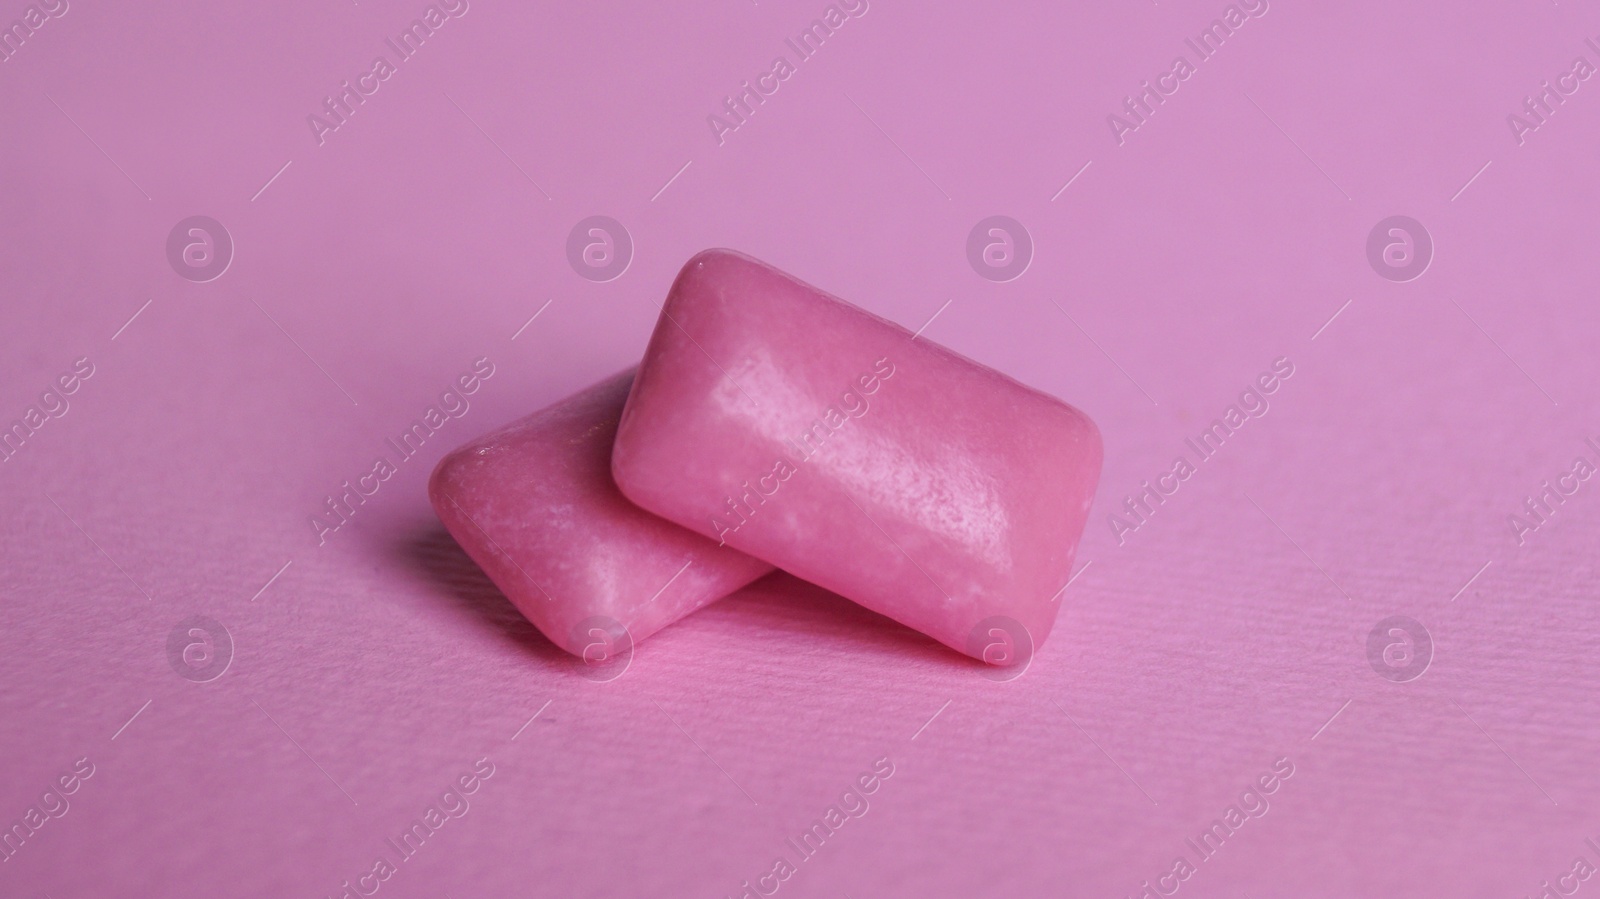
612;250;1102;665
429;368;774;658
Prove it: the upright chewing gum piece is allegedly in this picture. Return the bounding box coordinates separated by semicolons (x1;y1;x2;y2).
430;369;774;657
612;250;1102;663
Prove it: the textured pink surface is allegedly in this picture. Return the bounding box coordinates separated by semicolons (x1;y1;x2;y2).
4;1;1600;897
430;367;773;659
613;250;1101;662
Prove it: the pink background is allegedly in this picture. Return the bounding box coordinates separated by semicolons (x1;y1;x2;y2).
4;0;1600;896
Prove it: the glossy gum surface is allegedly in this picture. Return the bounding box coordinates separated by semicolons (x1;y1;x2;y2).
429;368;774;657
613;250;1103;661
